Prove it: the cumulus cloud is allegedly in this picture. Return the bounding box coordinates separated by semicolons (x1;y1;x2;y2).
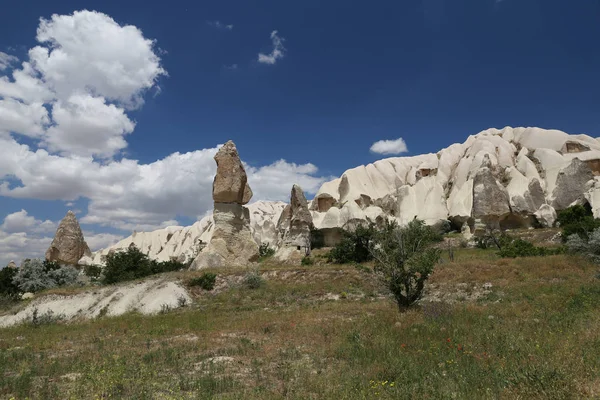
258;30;286;65
370;138;409;155
0;209;56;234
0;138;329;232
0;10;166;158
45;93;135;157
0;52;19;71
207;20;233;30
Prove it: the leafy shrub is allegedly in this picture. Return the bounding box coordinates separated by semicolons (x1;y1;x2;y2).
498;238;564;258
84;264;103;281
0;266;19;297
258;243;275;260
566;227;600;263
102;246;186;284
310;228;325;249
13;259;58;293
557;204;600;242
301;256;314;266
188;272;217;291
371;219;441;310
243;271;264;289
12;260;80;293
475;231;512;250
47;265;80;286
328;224;375;264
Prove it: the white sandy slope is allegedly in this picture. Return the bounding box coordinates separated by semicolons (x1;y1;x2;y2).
0;278;191;328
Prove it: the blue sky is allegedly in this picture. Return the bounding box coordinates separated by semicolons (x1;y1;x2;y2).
0;0;599;264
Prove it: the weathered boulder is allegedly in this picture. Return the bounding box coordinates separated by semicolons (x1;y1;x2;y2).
45;211;91;265
192;141;259;269
534;204;557;228
551;158;594;210
212;140;253;205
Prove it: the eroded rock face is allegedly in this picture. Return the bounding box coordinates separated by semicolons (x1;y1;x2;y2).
6;261;17;269
192;203;259;268
212;141;253;204
273;185;314;263
45;211;91;265
551;158;594;210
192;141;259;269
472;165;511;222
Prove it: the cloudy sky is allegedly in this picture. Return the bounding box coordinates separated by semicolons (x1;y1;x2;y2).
1;0;599;265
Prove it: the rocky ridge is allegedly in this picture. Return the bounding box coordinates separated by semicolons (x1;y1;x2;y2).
83;127;600;265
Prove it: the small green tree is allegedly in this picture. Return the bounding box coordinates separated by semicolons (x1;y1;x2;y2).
0;266;19;297
557;204;600;242
370;219;441;310
328;224;375;264
102;246;153;284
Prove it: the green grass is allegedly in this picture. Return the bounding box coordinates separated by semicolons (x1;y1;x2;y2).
0;252;599;399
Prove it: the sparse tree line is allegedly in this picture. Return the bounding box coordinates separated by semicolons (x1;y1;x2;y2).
2;204;600;311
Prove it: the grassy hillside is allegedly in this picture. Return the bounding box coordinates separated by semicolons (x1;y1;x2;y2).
1;247;599;399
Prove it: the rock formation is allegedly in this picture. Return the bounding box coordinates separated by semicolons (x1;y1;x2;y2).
46;211;91;265
191;141;259;269
274;185;314;262
6;261;17;269
87;127;600;263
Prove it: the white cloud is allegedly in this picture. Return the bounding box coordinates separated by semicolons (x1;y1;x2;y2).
207;20;233;30
0;97;49;137
258;30;286;65
0;209;56;234
30;10;166;107
370;138;409;155
0;10;166;158
45;93;135;158
0;137;329;232
83;231;125;251
0;52;18;71
0;231;53;267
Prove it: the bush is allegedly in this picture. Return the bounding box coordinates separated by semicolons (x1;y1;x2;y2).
0;266;19;297
102;247;186;284
498;238;564;258
243;271;264;289
258;243;275;261
301;256;314;266
47;265;80;286
371;219;441;310
557;205;600;242
13;259;58;293
84;264;103;281
328;224;375;264
566;227;600;263
189;272;217;291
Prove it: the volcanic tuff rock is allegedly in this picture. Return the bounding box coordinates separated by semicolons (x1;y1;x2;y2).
46;211;91;265
85;127;600;264
192;141;259;269
6;261;17;269
273;185;314;262
213;141;253;204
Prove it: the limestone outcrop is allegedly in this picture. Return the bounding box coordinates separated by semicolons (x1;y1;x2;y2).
191;141;259;269
46;211;91;265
